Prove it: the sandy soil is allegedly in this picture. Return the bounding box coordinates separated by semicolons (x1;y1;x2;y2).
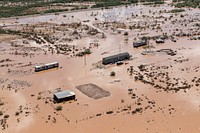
76;83;110;99
0;2;200;133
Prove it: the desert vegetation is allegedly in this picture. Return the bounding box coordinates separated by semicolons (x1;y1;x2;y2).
173;0;200;8
0;1;200;133
0;0;168;18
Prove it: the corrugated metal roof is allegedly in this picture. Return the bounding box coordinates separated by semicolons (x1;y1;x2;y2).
35;62;58;68
103;52;130;61
54;90;75;99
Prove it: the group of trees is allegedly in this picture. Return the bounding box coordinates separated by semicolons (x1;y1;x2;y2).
0;0;166;18
173;0;200;8
0;0;199;18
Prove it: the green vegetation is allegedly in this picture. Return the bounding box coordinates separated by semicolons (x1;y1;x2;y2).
169;9;185;13
0;102;4;106
91;0;138;8
0;28;21;35
141;36;150;41
0;0;74;17
124;31;129;36
76;49;91;57
15;111;20;116
0;111;3;116
110;71;116;76
173;0;200;8
0;0;166;18
4;114;9;119
141;0;164;4
37;96;42;100
55;105;63;111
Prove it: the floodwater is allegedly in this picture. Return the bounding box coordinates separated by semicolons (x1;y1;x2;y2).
0;2;200;133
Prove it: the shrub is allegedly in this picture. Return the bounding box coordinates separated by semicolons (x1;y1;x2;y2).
169;9;185;13
0;102;4;106
138;75;144;80
37;96;42;100
124;31;129;36
15;111;20;116
55;106;63;111
76;49;91;57
134;76;139;81
4;114;9;119
110;71;116;76
0;111;3;116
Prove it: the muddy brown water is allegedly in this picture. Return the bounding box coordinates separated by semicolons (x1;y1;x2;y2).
0;3;200;133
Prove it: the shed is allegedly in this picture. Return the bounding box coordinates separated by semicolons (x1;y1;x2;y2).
156;38;165;43
53;90;75;103
133;40;147;48
102;52;130;65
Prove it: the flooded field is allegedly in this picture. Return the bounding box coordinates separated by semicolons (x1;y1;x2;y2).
0;2;200;133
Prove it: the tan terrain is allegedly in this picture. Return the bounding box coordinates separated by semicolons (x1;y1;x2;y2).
0;2;200;133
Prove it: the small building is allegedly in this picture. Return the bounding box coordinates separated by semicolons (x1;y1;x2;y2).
133;40;147;48
102;52;130;65
35;62;59;72
53;90;75;103
156;38;165;43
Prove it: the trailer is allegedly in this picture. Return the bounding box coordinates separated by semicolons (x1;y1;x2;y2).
35;62;59;72
133;40;147;48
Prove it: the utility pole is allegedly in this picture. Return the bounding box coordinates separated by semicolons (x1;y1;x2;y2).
84;54;87;76
119;42;121;54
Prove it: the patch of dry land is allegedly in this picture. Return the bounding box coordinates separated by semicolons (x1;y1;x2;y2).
76;83;110;99
1;2;200;133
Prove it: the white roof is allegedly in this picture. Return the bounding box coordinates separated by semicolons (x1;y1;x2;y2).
35;62;58;68
45;62;58;66
54;90;75;99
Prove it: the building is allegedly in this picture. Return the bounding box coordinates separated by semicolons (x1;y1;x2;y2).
133;40;147;48
156;38;165;43
53;90;75;103
102;52;130;65
35;62;59;72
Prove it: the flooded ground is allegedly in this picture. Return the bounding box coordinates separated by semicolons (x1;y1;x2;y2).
0;2;200;133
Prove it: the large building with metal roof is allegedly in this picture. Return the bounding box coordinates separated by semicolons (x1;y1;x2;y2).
102;52;130;65
53;90;75;103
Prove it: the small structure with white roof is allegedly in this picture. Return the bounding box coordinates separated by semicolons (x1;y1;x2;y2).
53;90;75;103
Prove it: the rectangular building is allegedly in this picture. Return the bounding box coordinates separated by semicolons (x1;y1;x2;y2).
35;62;59;72
102;52;130;65
133;40;147;48
53;90;75;103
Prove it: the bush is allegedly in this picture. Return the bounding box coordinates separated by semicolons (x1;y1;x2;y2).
37;96;42;100
76;49;91;57
0;111;3;116
174;0;200;8
55;106;63;111
0;102;4;106
134;76;139;81
15;111;20;116
169;9;185;13
110;71;116;76
4;114;9;119
124;31;129;36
